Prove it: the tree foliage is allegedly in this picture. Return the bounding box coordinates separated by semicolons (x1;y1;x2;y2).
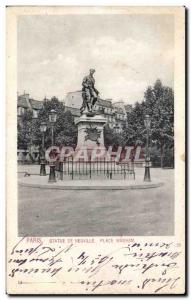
18;97;78;150
17;110;36;150
122;79;174;167
104;124;124;149
145;80;174;167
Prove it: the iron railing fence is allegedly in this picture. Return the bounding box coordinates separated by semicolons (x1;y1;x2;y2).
55;157;135;180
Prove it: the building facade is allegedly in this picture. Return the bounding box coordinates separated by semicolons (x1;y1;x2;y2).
65;91;131;132
17;93;43;119
18;92;132;132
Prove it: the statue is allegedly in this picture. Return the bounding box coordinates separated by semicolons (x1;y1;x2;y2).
80;69;99;115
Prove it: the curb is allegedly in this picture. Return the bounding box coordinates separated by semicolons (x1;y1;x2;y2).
18;181;164;190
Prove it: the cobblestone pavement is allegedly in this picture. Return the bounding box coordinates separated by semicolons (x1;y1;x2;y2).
18;167;174;236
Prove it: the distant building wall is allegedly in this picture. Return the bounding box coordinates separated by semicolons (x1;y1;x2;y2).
65;91;83;109
65;91;128;131
17;93;43;119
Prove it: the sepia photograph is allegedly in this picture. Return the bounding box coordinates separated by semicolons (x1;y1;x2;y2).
6;6;185;295
17;12;175;237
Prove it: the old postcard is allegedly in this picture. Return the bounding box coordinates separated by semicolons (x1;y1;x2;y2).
6;6;185;294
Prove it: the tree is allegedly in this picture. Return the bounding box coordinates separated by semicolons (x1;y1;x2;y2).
144;80;174;167
122;79;174;167
18;97;78;152
35;96;67;148
104;124;125;150
17;110;36;150
55;110;77;148
123;101;145;147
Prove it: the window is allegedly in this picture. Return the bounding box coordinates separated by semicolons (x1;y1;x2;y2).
17;107;21;116
33;109;38;118
18;107;26;115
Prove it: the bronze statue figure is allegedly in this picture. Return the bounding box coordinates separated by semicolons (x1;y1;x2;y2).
80;69;99;114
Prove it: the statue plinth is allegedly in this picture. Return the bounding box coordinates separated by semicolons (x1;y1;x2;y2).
75;113;106;150
86;111;96;117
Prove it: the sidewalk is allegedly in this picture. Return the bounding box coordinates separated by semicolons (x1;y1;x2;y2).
18;164;41;175
18;174;163;190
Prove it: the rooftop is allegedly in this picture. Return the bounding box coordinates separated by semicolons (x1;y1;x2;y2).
29;99;43;110
114;106;124;114
17;96;30;109
65;106;81;117
97;98;112;108
67;91;82;94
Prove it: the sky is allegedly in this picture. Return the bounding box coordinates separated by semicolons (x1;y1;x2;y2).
18;14;174;104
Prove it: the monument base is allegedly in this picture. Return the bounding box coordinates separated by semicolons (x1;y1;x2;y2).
75;112;107;150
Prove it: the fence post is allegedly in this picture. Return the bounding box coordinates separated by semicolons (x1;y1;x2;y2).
71;156;73;180
59;161;63;180
133;161;135;180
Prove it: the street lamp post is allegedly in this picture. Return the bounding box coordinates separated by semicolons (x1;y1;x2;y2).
40;122;47;176
48;109;57;183
144;115;151;182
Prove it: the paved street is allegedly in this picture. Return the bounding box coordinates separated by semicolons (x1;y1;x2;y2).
18;168;174;236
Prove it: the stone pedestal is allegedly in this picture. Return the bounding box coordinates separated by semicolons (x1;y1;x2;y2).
75;113;107;149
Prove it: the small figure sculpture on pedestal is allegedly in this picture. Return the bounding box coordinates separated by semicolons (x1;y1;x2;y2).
80;69;99;116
